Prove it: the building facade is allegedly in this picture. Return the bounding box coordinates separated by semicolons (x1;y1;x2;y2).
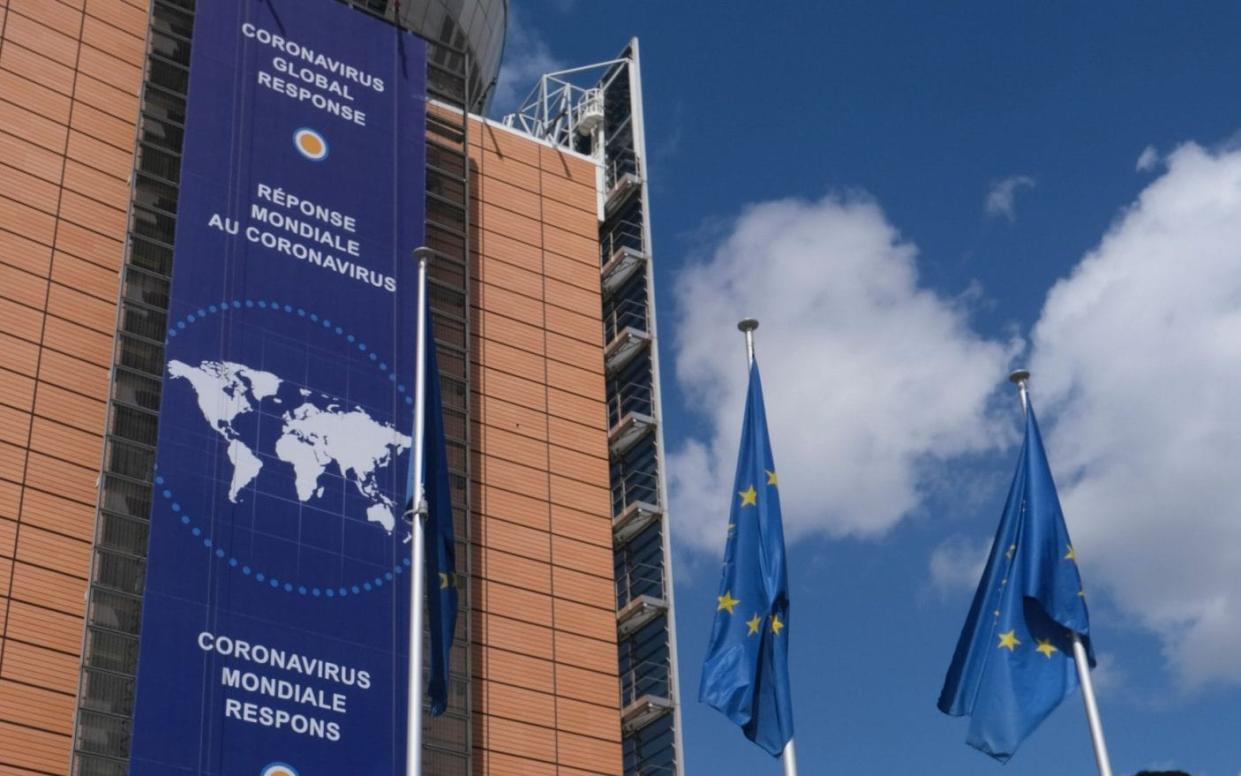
502;47;685;776
0;1;679;774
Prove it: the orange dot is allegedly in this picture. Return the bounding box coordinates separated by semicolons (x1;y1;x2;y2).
299;134;323;155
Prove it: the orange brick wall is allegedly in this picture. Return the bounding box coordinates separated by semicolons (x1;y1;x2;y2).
0;0;147;772
468;118;623;775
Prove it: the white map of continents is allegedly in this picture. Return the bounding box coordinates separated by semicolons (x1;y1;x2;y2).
167;359;412;531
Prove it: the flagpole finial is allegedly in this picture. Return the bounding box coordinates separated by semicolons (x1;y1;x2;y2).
737;318;759;366
414;246;434;268
1008;369;1031;415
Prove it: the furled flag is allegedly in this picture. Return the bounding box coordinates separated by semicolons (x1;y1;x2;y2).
938;398;1094;760
699;361;794;756
408;304;459;716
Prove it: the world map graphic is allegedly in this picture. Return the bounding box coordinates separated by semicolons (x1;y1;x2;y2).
167;359;411;532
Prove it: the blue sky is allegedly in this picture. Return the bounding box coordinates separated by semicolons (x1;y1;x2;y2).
494;4;1241;774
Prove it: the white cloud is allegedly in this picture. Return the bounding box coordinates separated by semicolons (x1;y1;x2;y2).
1136;145;1161;172
985;175;1036;221
1088;651;1126;693
668;193;1015;553
489;7;565;118
929;535;990;593
1030;141;1241;688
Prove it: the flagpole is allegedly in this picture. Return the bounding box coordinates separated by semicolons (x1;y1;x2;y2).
1008;369;1113;776
737;318;798;776
406;247;432;776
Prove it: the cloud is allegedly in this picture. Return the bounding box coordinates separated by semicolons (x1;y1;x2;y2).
1030;141;1241;688
929;535;990;593
1088;651;1130;696
489;7;565;118
1136;145;1161;172
985;175;1036;221
667;193;1016;554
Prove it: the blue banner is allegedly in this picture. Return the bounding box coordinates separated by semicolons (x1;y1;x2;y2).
129;2;426;773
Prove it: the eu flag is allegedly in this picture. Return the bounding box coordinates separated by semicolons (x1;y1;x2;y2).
938;398;1093;760
700;361;794;756
409;305;459;716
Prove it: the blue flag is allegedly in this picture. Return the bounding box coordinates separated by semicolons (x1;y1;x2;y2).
938;398;1094;760
409;305;459;716
699;361;794;756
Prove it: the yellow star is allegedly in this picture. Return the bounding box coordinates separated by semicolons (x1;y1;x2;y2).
1036;639;1059;659
746;613;763;636
717;591;740;614
439;572;450;589
997;630;1020;651
766;469;778;486
727;522;736;534
1065;545;1077;561
1078;590;1087;598
771;614;785;636
738;485;758;507
1005;544;1017;560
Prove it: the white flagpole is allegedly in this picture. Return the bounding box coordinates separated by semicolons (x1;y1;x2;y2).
782;739;799;776
1008;369;1113;776
737;318;798;776
406;247;432;776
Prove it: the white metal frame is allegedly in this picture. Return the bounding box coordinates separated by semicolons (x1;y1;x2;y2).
502;58;629;147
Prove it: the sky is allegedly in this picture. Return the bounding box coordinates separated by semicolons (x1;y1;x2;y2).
491;4;1241;774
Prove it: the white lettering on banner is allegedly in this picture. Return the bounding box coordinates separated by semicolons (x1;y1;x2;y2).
242;20;387;127
224;698;343;742
243;226;397;293
240;23;385;93
256;71;368;127
255;184;358;233
198;631;372;690
273;56;356;100
203;632;364;743
250;206;361;256
221;667;348;713
202;180;398;294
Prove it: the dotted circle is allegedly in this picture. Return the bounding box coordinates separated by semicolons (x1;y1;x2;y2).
160;299;413;595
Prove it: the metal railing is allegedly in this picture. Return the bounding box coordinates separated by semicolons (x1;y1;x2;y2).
621;659;671;708
616;561;665;611
605;147;640;193
605;297;648;345
600;218;645;267
612;466;659;517
607;380;653;429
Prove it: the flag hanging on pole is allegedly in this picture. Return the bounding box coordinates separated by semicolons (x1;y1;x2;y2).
408;302;459;716
938;398;1094;761
699;361;794;756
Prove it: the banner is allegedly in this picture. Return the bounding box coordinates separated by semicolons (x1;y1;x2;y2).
129;1;426;773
